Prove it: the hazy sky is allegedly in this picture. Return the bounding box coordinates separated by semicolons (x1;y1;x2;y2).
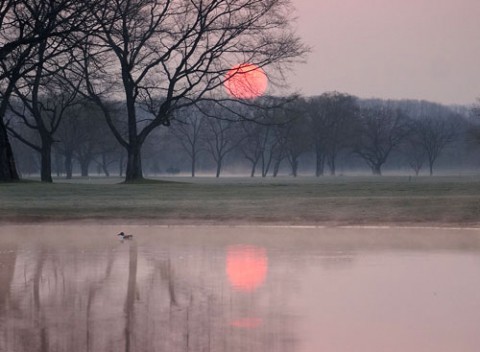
289;0;480;105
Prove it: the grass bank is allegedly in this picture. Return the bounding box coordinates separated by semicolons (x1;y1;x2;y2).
1;176;480;226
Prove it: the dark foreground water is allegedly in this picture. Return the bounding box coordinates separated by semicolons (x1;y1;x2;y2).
1;225;480;352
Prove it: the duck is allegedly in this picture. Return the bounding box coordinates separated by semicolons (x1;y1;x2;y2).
116;232;133;240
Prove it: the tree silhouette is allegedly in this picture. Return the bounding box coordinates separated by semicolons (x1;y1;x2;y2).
0;0;95;181
353;105;410;175
74;0;307;182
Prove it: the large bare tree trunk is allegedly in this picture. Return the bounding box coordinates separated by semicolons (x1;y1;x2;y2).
290;158;298;177
40;142;53;183
0;127;19;182
125;145;143;182
215;159;222;178
250;161;257;177
191;153;196;177
372;164;382;175
0;98;19;182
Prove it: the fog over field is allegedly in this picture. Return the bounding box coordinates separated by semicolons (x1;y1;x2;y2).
9;96;479;180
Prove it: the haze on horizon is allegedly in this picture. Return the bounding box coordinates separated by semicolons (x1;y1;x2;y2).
289;0;480;105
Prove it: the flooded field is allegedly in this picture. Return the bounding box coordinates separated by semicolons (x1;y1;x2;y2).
1;225;480;352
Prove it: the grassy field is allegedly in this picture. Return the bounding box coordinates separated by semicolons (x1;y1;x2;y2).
1;176;480;226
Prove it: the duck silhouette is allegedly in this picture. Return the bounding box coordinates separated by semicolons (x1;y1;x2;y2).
116;232;133;240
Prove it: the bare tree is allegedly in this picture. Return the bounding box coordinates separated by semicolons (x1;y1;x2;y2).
307;92;358;176
238;110;272;177
0;0;91;63
259;125;281;177
270;125;288;177
75;125;104;177
236;98;287;177
466;100;480;155
56;101;119;178
413;116;457;176
284;126;308;177
75;0;307;182
402;132;426;176
352;104;410;175
279;103;309;177
55;106;85;179
6;51;80;182
0;0;93;181
171;107;205;177
202;112;244;178
0;65;22;181
306;101;327;176
94;144;119;177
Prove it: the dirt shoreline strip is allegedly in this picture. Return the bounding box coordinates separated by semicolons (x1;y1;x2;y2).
1;216;479;229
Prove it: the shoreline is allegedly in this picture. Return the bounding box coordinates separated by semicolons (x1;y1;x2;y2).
1;217;479;230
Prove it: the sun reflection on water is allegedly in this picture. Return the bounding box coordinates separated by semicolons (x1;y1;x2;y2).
226;245;268;292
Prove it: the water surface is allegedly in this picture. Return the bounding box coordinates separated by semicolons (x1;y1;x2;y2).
1;225;479;352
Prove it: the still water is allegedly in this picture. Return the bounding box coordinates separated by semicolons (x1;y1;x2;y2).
1;225;480;352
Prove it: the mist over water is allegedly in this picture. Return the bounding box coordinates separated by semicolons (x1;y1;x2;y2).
1;225;480;352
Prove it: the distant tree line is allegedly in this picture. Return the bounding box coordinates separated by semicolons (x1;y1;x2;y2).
8;92;480;179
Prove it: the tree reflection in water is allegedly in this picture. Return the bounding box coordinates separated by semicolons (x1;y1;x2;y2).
2;225;480;352
0;232;298;352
